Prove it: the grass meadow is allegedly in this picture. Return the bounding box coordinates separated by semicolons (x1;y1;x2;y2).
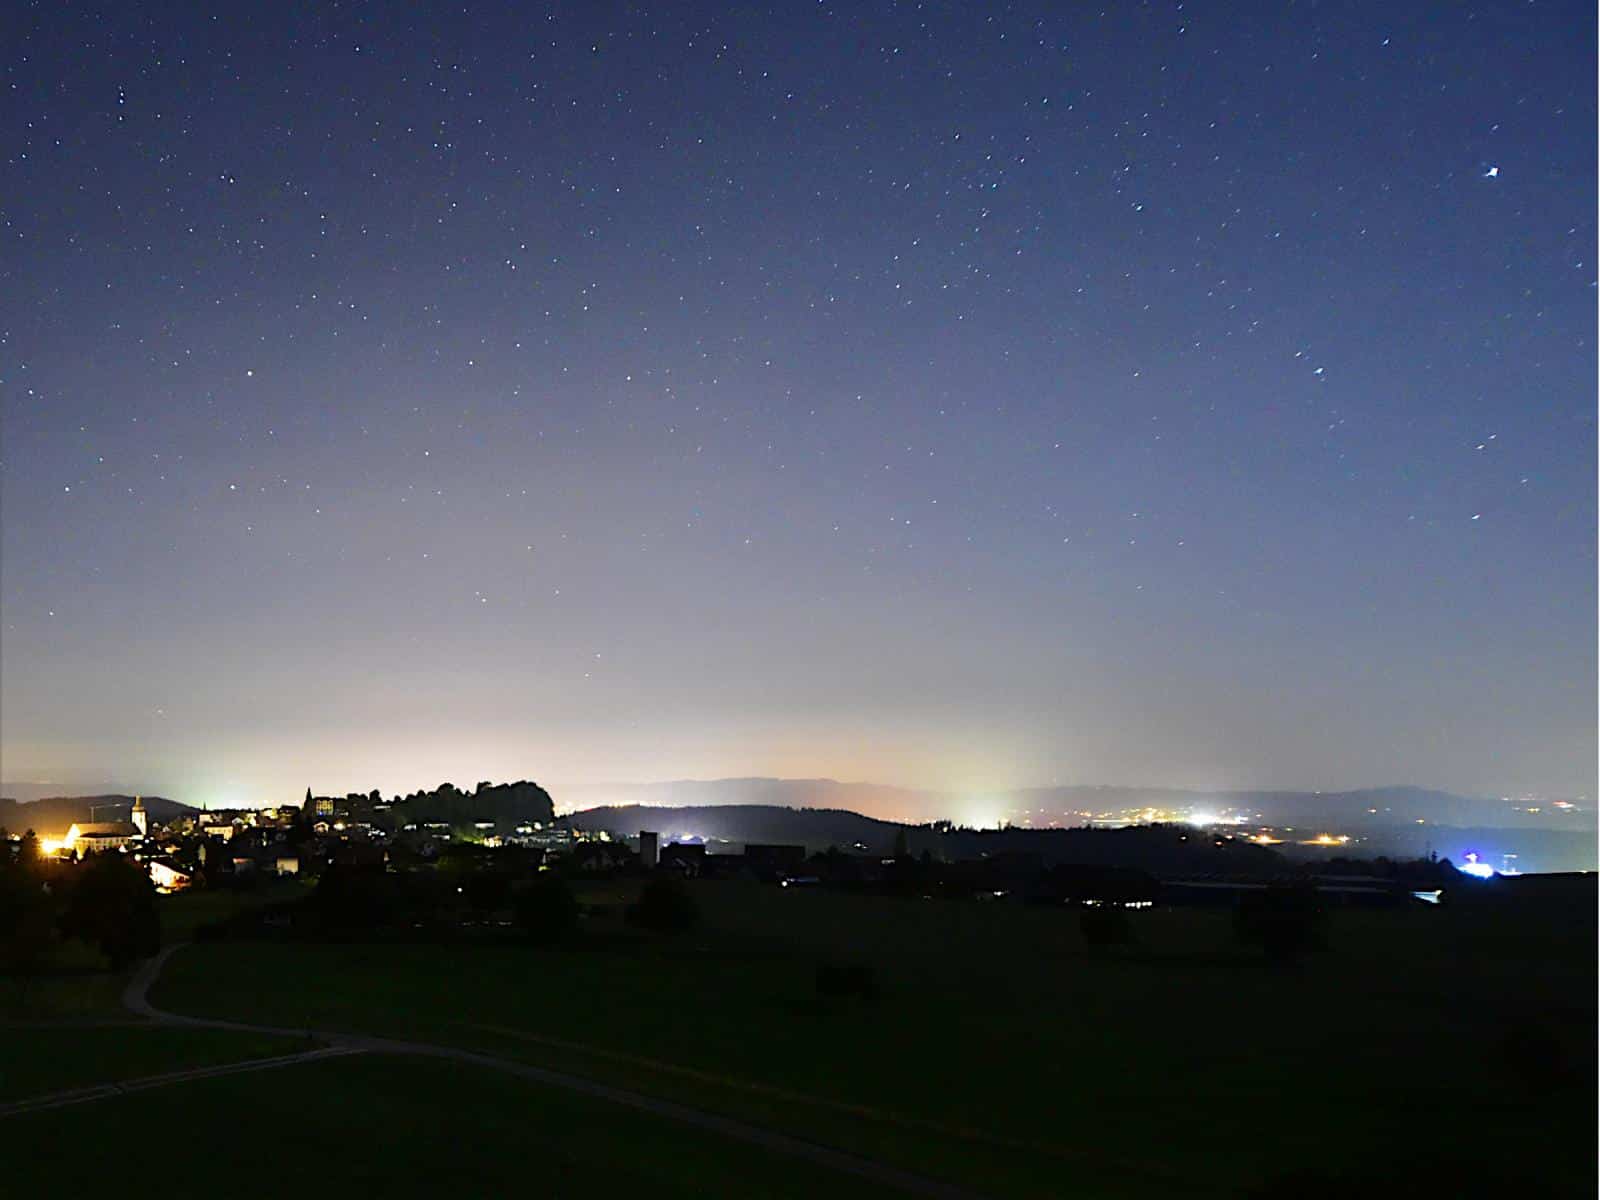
4;1049;899;1200
132;878;1596;1198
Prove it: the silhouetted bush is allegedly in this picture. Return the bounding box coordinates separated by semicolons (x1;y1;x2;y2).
1079;904;1134;950
625;877;699;933
816;963;876;1000
515;876;579;945
1234;883;1325;962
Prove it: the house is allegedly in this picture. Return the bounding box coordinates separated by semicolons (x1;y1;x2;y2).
660;842;707;876
148;859;193;893
63;821;142;856
567;840;634;874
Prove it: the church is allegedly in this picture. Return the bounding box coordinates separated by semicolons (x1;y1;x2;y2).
61;796;148;856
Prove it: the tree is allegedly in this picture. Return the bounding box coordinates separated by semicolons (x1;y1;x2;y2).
59;853;160;970
893;829;909;858
514;876;579;945
626;877;699;933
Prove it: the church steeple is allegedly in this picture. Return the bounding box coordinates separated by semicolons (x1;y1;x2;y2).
131;795;148;837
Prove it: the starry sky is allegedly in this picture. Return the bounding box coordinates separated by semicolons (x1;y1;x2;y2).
2;2;1594;809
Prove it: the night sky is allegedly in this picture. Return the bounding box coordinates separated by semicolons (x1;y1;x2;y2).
2;3;1594;808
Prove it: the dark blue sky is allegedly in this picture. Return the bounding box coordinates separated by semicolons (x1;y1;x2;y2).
2;2;1594;807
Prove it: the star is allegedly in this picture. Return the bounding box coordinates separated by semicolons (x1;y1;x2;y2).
1484;165;1499;179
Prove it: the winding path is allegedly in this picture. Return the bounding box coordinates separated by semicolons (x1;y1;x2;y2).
26;943;986;1200
0;1045;362;1117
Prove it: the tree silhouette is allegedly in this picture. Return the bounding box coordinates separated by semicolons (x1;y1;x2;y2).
0;854;58;975
59;853;160;970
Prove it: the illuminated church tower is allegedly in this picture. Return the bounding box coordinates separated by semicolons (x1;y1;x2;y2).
131;795;148;837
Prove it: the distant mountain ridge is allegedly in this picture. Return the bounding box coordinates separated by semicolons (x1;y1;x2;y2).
568;801;1598;873
0;794;196;839
567;804;1290;873
556;778;1593;830
555;778;931;819
0;780;132;805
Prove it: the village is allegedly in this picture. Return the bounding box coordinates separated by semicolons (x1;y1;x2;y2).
29;790;591;895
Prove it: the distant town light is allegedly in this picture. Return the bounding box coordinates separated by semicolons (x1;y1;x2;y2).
1301;833;1351;847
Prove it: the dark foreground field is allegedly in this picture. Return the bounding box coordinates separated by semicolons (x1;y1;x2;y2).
6;1049;897;1199
6;879;1595;1198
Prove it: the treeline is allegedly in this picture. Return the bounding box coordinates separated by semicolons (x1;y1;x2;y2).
398;780;556;826
304;780;556;827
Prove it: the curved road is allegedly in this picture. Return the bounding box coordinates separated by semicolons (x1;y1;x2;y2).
0;1044;363;1117
113;943;987;1200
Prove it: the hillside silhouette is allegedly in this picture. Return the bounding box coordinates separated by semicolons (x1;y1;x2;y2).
0;794;194;838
